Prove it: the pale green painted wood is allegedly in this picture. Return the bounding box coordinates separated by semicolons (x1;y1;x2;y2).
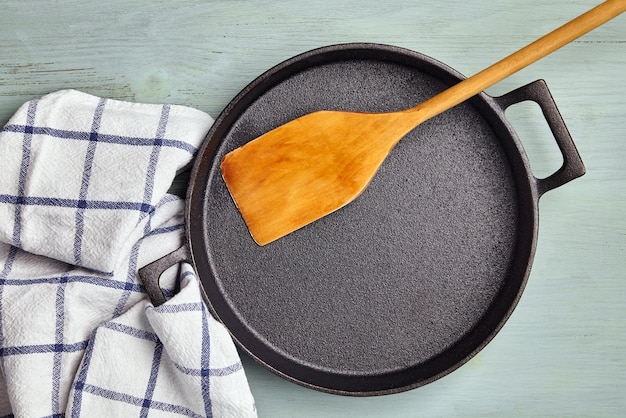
1;1;625;416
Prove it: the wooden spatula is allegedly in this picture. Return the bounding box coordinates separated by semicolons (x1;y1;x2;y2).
221;0;625;246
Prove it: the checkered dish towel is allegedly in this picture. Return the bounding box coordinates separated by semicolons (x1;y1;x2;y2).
0;90;256;417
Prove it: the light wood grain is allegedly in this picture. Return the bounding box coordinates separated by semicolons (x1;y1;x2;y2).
2;1;626;416
221;1;622;245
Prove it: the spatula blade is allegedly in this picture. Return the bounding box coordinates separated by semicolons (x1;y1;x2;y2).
220;110;406;245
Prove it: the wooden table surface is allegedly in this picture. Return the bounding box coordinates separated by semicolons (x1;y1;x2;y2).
2;1;625;416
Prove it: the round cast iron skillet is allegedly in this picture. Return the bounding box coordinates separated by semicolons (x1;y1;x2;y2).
140;43;585;395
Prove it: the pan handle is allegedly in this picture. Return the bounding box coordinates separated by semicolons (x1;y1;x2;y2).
495;79;586;197
138;245;190;306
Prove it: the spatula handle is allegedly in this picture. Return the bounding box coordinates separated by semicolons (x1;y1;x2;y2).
408;0;626;123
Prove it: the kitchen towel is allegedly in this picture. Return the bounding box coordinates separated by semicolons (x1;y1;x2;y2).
0;90;256;417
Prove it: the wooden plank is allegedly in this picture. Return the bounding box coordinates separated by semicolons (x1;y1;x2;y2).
1;1;625;416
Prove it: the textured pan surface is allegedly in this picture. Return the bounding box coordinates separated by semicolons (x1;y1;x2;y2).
189;45;533;394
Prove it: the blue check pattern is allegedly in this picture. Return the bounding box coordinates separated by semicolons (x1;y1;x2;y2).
0;90;256;417
0;91;206;273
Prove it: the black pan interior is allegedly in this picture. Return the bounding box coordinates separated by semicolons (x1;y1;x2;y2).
188;44;534;394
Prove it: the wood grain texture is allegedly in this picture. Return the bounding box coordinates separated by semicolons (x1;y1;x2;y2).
2;0;625;416
222;2;619;245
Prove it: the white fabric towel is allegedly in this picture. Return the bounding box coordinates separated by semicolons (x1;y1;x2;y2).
0;90;257;417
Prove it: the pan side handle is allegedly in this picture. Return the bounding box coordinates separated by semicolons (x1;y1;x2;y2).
138;245;190;306
495;79;586;197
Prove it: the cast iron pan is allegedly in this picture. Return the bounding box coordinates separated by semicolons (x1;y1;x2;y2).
140;43;585;395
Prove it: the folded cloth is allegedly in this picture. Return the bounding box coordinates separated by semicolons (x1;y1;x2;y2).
0;90;256;417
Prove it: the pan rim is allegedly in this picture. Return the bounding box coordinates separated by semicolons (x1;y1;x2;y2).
186;42;539;395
